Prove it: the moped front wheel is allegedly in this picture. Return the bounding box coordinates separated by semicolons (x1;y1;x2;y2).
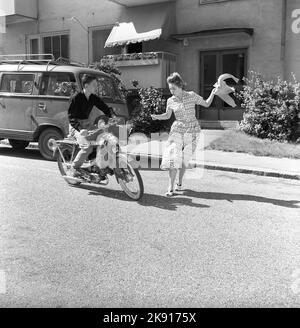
115;155;144;201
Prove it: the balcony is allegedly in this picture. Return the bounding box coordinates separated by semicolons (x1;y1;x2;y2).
0;0;37;24
103;51;177;90
109;0;175;7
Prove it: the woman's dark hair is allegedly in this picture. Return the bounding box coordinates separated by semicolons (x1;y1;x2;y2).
81;74;97;87
167;72;186;89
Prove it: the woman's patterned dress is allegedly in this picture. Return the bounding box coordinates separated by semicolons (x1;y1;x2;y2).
160;90;204;170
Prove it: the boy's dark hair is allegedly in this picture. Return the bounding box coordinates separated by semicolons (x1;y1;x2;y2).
81;74;97;87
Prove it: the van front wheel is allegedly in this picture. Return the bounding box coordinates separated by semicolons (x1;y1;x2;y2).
38;128;63;160
8;139;30;150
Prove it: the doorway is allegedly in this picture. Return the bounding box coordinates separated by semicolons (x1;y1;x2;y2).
198;48;247;121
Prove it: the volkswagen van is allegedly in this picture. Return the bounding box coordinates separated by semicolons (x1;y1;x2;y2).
0;56;128;160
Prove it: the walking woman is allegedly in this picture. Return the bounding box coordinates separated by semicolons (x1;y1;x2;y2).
151;73;218;197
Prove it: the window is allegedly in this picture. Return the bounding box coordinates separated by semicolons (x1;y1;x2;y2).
0;74;35;94
27;33;69;59
39;72;77;97
30;38;39;54
42;34;69;59
92;28;121;62
27;35;41;56
200;49;247;111
80;74;119;99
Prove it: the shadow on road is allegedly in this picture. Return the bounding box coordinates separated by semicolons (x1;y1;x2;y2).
72;184;210;211
71;184;300;210
183;189;300;209
0;146;43;161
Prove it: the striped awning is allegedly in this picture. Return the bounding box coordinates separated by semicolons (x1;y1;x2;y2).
105;22;162;47
105;2;174;47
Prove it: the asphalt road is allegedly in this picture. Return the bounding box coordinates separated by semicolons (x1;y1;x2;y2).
0;145;300;308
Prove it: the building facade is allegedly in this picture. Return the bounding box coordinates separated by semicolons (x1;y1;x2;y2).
1;0;299;122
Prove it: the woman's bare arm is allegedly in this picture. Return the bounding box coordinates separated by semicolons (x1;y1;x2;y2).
151;103;172;120
196;89;218;108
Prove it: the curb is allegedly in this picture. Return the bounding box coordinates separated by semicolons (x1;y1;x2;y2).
127;152;300;181
192;162;300;180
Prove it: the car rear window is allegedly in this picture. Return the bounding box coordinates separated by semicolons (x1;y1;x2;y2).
0;74;35;94
39;72;78;97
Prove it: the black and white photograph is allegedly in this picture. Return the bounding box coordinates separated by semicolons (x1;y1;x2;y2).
0;0;300;316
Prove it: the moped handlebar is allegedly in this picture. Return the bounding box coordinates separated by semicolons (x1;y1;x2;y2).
80;116;121;140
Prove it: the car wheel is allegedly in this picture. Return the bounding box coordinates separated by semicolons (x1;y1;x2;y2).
38;128;63;161
8;139;30;150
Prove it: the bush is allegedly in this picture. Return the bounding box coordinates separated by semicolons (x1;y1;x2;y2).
129;83;170;136
236;71;300;142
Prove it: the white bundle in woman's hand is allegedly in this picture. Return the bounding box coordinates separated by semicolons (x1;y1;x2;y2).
213;73;239;107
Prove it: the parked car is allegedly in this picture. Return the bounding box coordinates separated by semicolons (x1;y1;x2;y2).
0;55;129;160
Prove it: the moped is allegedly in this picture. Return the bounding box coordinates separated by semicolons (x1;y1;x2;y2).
54;116;144;201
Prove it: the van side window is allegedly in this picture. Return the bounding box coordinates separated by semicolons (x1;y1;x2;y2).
39;72;78;97
0;74;35;94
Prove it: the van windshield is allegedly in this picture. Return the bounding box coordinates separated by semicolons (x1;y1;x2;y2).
80;74;121;100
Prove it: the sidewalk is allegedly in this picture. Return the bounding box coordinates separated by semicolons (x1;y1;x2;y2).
124;130;300;180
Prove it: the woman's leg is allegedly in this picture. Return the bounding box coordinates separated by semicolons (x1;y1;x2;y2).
178;131;200;187
178;137;189;187
178;163;186;186
168;168;177;191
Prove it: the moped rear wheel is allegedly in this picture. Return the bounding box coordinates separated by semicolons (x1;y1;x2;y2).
116;154;144;201
57;144;81;186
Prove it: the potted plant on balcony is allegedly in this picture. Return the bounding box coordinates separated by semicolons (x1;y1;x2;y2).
103;52;159;66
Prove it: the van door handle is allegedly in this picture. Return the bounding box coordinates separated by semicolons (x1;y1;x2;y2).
0;98;6;109
38;102;47;112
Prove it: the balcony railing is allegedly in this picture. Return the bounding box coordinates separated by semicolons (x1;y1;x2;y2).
104;51;176;66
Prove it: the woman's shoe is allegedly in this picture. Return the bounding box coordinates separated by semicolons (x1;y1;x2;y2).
175;183;182;191
165;189;174;197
